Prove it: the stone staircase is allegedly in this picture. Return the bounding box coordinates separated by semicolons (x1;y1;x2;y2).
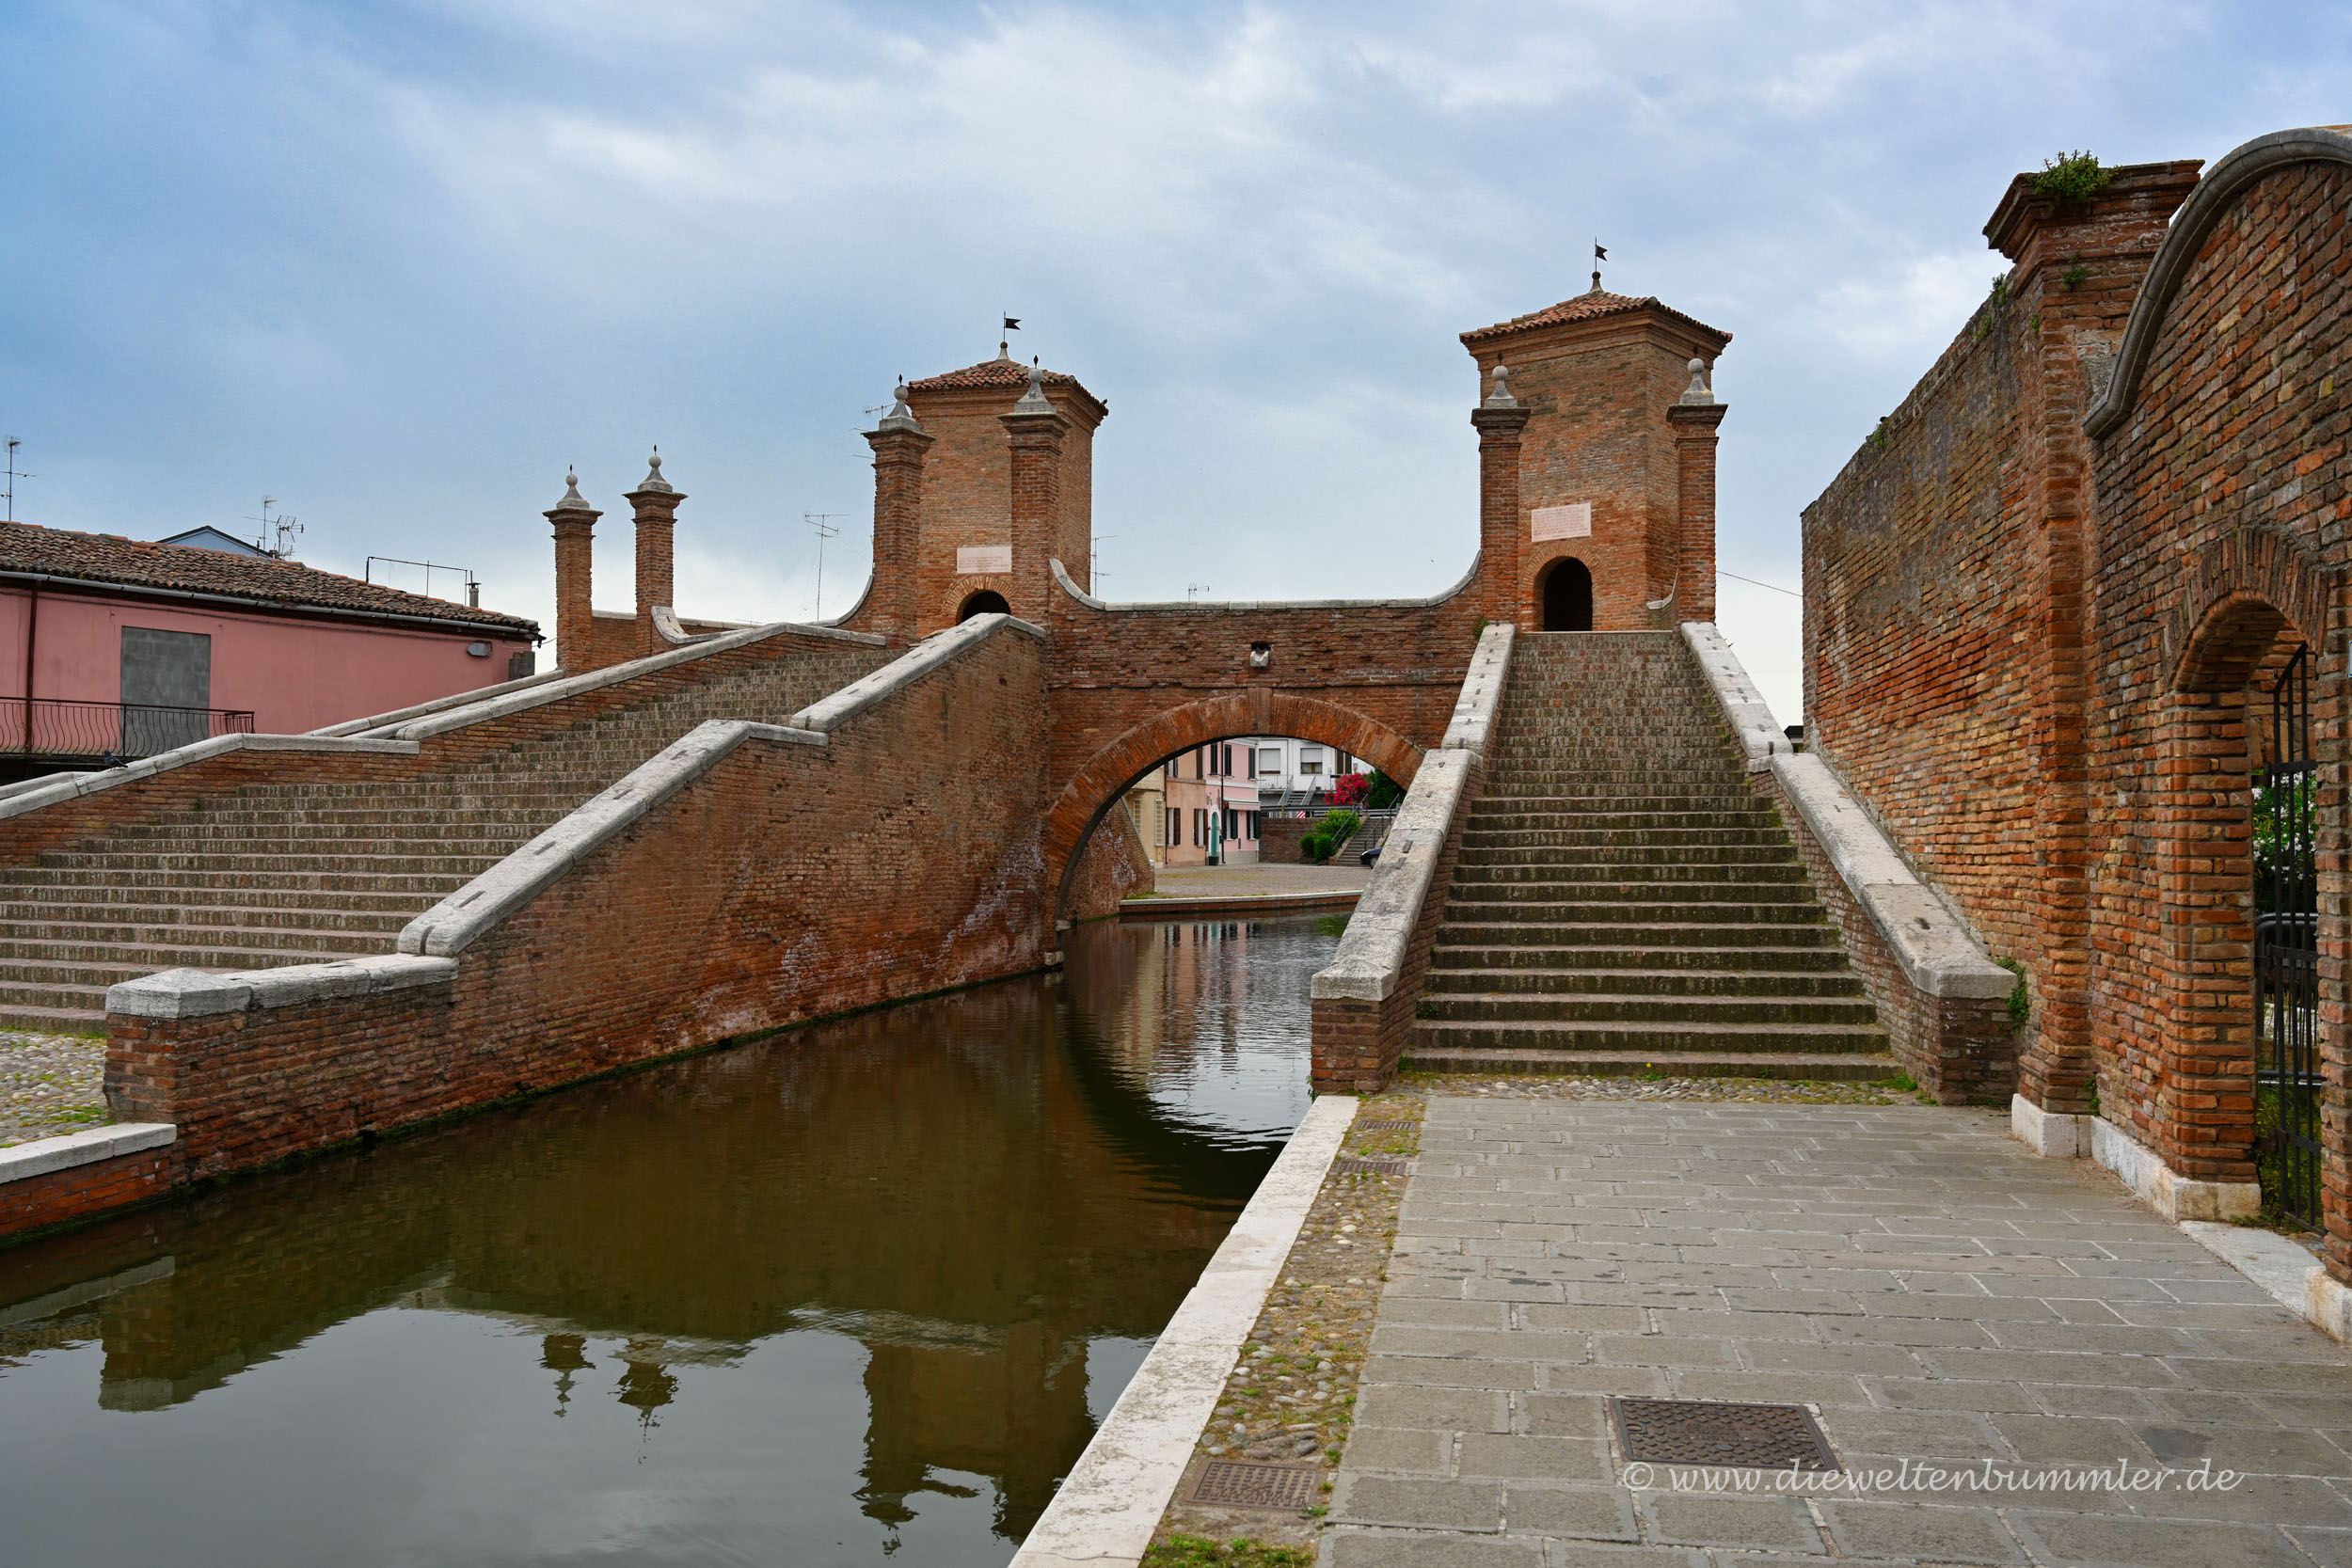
0;641;887;1034
1405;631;1893;1081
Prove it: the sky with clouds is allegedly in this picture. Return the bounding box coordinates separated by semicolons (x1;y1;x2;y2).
4;1;2347;721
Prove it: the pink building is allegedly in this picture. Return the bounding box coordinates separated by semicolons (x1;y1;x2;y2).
0;520;540;777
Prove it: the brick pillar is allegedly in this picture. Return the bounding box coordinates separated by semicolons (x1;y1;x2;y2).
999;367;1067;624
864;383;932;646
546;470;602;673
1665;367;1726;625
626;450;686;657
1470;365;1530;626
1990;159;2201;1117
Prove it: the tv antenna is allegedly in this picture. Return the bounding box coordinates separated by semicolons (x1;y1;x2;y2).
1186;582;1213;601
1090;531;1118;593
3;437;30;524
245;497;301;557
805;514;842;619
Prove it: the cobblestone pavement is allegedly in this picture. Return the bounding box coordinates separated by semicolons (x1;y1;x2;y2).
1327;1099;2352;1567
0;1030;106;1148
1150;864;1374;898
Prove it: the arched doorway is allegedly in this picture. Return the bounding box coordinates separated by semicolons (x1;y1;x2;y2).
1540;558;1592;631
957;590;1011;622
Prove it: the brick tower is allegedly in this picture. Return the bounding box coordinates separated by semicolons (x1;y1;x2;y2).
1460;288;1730;630
861;350;1107;639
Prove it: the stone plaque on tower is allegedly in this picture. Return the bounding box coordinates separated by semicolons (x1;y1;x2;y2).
1531;503;1592;542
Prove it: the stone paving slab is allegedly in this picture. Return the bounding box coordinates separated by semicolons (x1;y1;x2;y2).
1326;1099;2352;1566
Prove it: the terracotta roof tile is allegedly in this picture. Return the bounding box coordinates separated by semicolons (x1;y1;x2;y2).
1461;291;1730;346
907;356;1083;392
0;521;540;636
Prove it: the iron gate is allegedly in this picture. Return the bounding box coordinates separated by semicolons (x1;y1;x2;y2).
2255;641;2322;1227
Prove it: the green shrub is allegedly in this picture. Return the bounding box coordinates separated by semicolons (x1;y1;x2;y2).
1365;769;1405;809
1300;832;1331;863
2034;150;2111;206
1998;957;2029;1028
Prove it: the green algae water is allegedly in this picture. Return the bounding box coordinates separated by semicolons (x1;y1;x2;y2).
0;915;1338;1567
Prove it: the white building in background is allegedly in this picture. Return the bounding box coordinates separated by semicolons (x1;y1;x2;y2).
1239;736;1366;800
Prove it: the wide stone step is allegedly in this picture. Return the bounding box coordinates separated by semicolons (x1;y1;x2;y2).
0;1001;106;1034
1469;810;1777;832
1407;1018;1890;1055
0;946;357;989
113;820;543;846
0;928;382;966
0;867;470;896
0;882;444;915
1460;828;1790;849
0;910;408;944
1444;883;1819;911
1418;990;1882;1026
1431;921;1840;951
1400;1045;1900;1083
1422;967;1866;998
28;850;501;876
1475;795;1760;814
1431;942;1849;971
1449;860;1797;883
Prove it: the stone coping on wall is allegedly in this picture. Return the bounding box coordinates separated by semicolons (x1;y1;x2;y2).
1050;553;1481;613
0;1121;175;1185
1680;621;1790;772
385;618;888;741
789;611;1041;732
1008;1093;1357;1568
0;733;423;824
1678;621;2010;1004
109;954;457;1018
1438;621;1514;752
1311;623;1513;1006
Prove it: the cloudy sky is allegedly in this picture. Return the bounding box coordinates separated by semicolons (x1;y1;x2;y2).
4;1;2345;720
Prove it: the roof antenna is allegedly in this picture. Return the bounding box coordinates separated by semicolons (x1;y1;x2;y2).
2;437;30;524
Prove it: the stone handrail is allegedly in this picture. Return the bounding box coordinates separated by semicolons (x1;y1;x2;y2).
1682;621;1789;772
1677;622;2010;1004
1311;621;1510;1016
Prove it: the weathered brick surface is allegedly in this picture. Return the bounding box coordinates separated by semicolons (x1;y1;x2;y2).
0;1146;178;1239
1805;142;2352;1259
1259;817;1310;864
1310;752;1480;1093
1063;801;1152;922
102;627;1057;1188
1756;771;2015;1101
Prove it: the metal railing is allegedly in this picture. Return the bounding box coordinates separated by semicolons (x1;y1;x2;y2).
1;698;258;759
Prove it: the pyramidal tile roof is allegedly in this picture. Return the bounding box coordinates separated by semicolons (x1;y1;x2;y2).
1461;290;1729;346
908;356;1082;391
0;520;540;636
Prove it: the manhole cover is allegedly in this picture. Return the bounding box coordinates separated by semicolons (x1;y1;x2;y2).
1358;1120;1415;1131
1184;1459;1320;1511
1338;1157;1406;1176
1609;1397;1840;1471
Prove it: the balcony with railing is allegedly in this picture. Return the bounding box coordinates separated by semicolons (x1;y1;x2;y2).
0;698;258;761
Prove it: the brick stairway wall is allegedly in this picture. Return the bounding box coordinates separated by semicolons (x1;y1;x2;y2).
1405;631;1892;1081
0;628;894;1034
104;623;1054;1189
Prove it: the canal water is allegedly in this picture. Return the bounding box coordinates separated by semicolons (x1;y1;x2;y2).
0;914;1343;1567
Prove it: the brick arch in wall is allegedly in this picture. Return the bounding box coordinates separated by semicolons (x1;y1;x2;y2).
1045;691;1425;918
2169;527;2338;693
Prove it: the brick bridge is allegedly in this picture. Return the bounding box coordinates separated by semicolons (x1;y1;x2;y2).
0;281;1745;1237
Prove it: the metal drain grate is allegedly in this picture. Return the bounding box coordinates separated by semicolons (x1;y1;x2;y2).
1338;1157;1406;1176
1358;1120;1416;1131
1184;1459;1321;1511
1610;1397;1840;1471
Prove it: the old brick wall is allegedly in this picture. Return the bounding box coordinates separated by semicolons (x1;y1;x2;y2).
0;1146;179;1241
2085;152;2352;1202
1063;801;1152;922
1259;817;1310;864
107;626;1057;1186
1803;295;2035;974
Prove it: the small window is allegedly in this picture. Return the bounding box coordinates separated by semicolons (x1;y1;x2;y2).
1168;808;1182;846
1300;750;1325;776
1259;747;1282;776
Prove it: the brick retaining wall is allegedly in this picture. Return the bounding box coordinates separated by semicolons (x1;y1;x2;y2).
85;624;1055;1205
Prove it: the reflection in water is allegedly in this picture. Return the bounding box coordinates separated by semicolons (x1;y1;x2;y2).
0;915;1337;1567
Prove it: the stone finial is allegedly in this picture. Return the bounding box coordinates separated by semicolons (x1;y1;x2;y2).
548;467;596;514
1012;359;1054;414
633;448;675;495
877;377;924;434
1679;356;1715;405
1483;363;1519;409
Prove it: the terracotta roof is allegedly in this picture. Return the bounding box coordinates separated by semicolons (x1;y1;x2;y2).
1461;291;1730;347
0;521;540;637
907;356;1084;392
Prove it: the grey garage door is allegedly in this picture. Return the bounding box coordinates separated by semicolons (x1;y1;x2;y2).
120;627;212;755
